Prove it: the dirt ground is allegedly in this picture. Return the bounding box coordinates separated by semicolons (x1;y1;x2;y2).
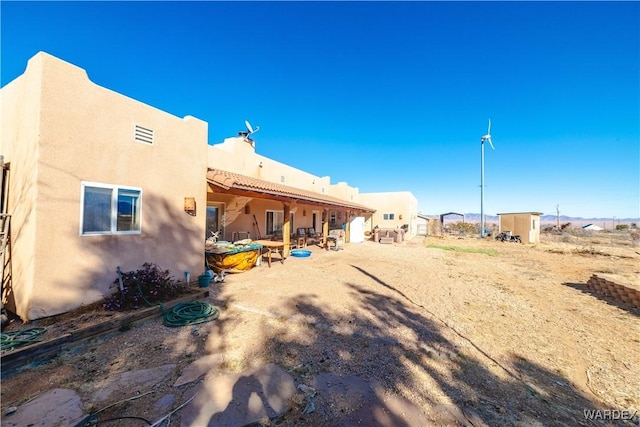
1;231;639;426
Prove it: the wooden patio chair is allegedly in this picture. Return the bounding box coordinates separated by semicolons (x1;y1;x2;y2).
306;227;323;246
295;228;307;248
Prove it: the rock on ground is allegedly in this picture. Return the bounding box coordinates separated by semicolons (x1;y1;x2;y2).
180;363;295;427
2;388;85;427
93;363;176;403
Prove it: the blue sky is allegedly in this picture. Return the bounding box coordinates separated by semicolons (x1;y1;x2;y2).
2;1;639;218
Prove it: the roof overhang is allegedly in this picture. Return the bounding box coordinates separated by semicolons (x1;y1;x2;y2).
207;169;375;213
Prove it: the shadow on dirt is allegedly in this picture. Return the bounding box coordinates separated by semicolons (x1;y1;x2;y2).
3;250;630;426
205;265;619;426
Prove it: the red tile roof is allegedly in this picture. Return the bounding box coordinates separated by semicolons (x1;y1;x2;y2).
207;169;375;212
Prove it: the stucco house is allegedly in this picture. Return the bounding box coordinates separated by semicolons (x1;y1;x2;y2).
1;52;418;321
360;191;418;237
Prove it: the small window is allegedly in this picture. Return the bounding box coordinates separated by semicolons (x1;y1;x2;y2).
134;124;154;145
81;182;142;235
330;212;337;225
280;175;285;183
383;213;395;220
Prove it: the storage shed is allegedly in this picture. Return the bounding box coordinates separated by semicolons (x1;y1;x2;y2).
497;212;543;244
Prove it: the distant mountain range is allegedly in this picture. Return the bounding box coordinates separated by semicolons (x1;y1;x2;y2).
431;213;639;226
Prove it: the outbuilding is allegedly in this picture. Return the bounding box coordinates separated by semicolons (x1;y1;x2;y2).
582;224;603;231
497;212;543;244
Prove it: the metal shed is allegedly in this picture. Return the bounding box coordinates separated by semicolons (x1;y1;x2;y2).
497;212;543;244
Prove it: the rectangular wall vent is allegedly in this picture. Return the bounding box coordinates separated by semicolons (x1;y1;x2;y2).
134;125;154;145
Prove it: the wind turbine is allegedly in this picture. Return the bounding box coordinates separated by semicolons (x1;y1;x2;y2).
480;119;495;238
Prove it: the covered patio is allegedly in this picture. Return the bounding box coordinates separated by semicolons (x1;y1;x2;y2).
206;169;375;260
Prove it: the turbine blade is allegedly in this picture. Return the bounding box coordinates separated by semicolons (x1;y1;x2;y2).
488;137;495;150
487;119;491;136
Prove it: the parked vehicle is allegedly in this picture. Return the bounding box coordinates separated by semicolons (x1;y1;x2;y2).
496;231;521;243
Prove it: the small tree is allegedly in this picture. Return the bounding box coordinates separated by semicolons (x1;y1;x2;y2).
616;224;629;231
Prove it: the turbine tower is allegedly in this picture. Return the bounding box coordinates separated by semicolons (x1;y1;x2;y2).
480;119;495;238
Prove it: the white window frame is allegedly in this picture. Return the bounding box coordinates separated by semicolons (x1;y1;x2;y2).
383;213;395;221
80;181;142;235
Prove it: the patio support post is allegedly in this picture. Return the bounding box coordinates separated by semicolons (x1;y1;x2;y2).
283;203;291;258
322;209;329;249
345;210;351;243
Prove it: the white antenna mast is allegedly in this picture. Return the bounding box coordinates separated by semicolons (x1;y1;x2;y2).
480;119;495;238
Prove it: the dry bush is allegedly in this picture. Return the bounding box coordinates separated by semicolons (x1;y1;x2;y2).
546;248;565;255
572;245;608;257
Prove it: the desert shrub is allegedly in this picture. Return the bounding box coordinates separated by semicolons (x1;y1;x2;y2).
561;234;574;243
572;246;607;257
448;221;477;235
564;227;588;237
546;248;565;254
103;263;190;311
616;224;629;231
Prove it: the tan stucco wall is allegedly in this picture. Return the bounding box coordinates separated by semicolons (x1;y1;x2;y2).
2;52;208;320
498;213;541;244
0;57;42;317
360;192;419;237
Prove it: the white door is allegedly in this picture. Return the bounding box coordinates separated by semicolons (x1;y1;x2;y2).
350;216;365;243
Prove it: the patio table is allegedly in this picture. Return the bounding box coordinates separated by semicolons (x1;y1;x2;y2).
252;240;285;268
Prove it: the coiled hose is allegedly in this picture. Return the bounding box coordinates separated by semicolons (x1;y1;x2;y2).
162;301;220;327
1;327;47;351
132;274;220;328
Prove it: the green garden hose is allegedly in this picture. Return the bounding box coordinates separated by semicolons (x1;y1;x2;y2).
1;327;47;351
162;301;220;327
131;274;220;328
